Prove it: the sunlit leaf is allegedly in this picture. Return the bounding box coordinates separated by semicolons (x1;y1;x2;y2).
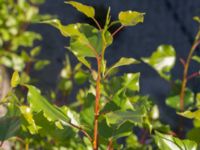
19;105;40;134
106;57;140;76
142;45;176;80
30;46;41;57
65;1;95;18
155;131;197;150
11;71;20;88
121;73;140;92
25;85;70;126
118;11;145;26
178;109;200;121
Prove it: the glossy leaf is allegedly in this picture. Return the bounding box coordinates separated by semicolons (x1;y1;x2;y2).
192;55;200;63
119;11;145;26
106;57;140;76
19;105;40;134
65;1;95;18
25;85;70;126
142;45;176;80
155;131;197;150
11;71;20;88
0;117;20;141
121;73;140;92
42;19;80;37
178;109;200;121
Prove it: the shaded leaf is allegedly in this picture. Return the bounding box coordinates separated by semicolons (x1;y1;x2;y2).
119;11;145;26
142;45;176;80
0;117;20;141
65;1;95;18
11;71;20;88
192;55;200;63
166;89;194;111
155;131;197;150
105;109;145;128
187;128;200;143
34;60;50;70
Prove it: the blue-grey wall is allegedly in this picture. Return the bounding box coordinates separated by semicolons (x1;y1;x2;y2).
31;0;200;128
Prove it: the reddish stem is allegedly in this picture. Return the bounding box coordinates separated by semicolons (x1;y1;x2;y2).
187;72;200;80
107;139;113;150
111;25;124;37
93;56;102;150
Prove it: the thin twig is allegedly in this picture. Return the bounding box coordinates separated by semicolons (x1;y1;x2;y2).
111;25;124;37
69;122;93;142
107;139;113;150
187;71;200;80
92;18;102;30
179;40;200;112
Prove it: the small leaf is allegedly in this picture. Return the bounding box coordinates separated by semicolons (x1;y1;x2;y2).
118;11;145;26
106;57;140;76
34;60;50;70
77;57;91;69
178;109;200;121
155;131;197;150
192;55;200;63
30;46;41;57
142;45;176;80
65;1;95;18
193;16;200;23
11;71;20;88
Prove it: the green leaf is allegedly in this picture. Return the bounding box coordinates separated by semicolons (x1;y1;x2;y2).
178;109;200;121
166;89;194;111
0;117;20;141
74;71;88;85
106;57;140;76
34;60;50;70
155;131;197;150
77;57;91;69
142;45;176;80
187;128;200;143
68;23;103;57
42;19;80;37
65;1;95;18
121;73;140;92
118;11;145;26
30;46;41;57
25;85;70;126
192;55;200;63
19;105;40;134
11;71;20;88
105;109;145;128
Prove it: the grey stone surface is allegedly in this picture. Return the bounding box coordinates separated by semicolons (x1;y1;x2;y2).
31;0;200;127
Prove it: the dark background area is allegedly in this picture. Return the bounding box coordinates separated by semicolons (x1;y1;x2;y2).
31;0;200;129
